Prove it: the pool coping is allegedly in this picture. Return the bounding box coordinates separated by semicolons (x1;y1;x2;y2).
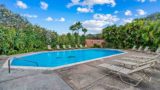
3;48;127;70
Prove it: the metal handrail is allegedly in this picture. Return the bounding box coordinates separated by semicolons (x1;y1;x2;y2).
8;59;11;73
8;57;39;74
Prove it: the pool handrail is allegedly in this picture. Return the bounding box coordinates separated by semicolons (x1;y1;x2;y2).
8;57;39;73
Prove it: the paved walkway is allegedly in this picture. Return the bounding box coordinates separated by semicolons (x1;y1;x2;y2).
0;50;160;90
0;69;72;90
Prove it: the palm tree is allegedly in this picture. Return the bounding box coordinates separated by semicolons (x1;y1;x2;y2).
69;25;77;34
69;21;83;44
82;28;87;36
74;22;82;34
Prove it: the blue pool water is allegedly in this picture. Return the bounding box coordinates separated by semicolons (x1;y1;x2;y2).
11;49;124;68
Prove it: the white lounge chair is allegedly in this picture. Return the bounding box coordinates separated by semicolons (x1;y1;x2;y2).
145;47;160;55
132;46;149;52
137;46;143;52
47;45;52;50
113;59;138;68
62;45;66;49
99;63;153;86
115;54;160;68
56;45;60;49
75;44;78;48
79;44;83;48
143;46;150;52
128;47;160;59
68;45;71;48
85;45;87;48
132;45;137;50
155;47;160;54
121;57;148;63
125;55;156;60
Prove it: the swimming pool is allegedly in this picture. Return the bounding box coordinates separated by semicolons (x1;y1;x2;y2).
9;48;125;69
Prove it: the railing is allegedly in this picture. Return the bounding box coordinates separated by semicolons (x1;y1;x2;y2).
8;59;11;73
8;57;39;74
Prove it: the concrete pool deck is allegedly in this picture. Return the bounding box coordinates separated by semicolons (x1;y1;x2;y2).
0;50;160;90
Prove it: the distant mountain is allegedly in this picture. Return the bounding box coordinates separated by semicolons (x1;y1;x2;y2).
0;4;30;28
145;12;160;21
86;34;102;39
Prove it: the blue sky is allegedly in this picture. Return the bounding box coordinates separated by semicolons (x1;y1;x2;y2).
0;0;160;34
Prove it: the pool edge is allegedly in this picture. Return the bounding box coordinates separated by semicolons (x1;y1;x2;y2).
3;48;127;70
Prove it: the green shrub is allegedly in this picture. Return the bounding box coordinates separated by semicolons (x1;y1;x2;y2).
92;44;101;48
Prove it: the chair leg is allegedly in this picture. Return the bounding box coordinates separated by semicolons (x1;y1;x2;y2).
118;74;143;87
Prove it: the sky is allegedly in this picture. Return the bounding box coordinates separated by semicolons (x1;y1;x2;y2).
0;0;160;34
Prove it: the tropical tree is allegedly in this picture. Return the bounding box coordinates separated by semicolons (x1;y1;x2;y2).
0;5;57;55
69;21;83;44
102;13;160;50
69;25;77;34
74;22;82;34
82;28;87;36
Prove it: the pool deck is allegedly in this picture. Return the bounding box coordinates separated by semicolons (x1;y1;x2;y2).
1;50;160;90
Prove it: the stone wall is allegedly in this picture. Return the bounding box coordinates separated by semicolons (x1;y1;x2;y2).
85;39;105;47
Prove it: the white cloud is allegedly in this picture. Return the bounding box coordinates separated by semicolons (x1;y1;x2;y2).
46;17;65;22
23;14;38;18
137;0;156;2
149;0;157;2
40;1;48;10
137;0;145;3
114;10;119;14
93;14;119;23
82;14;119;33
46;17;53;22
16;1;27;9
67;0;116;15
125;10;132;16
137;9;146;15
123;18;133;24
67;0;116;8
77;7;93;13
70;0;80;4
82;20;106;31
56;17;65;22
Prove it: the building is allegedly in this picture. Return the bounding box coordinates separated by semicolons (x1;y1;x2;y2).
85;39;105;47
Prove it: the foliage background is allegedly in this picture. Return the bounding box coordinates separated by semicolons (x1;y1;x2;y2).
102;13;160;51
1;4;160;55
0;5;86;55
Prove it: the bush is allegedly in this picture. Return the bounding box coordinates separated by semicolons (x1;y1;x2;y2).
92;44;101;48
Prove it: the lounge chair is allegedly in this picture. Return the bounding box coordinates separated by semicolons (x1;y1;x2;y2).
56;45;60;49
155;47;160;54
68;45;71;49
99;63;153;86
132;45;137;50
137;46;143;52
85;45;87;48
47;45;52;50
79;44;83;48
143;46;150;52
62;45;66;49
121;57;148;63
144;47;160;55
132;46;149;52
75;44;78;48
114;54;160;68
128;47;160;59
